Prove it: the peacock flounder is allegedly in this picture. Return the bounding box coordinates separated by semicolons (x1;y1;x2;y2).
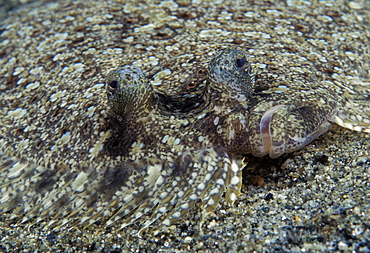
0;0;369;236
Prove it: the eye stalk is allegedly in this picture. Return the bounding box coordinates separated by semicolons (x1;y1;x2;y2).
105;65;155;119
208;47;254;97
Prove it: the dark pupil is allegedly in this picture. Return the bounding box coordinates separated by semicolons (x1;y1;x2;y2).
236;58;246;68
109;80;118;89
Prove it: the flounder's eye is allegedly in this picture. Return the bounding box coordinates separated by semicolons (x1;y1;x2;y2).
108;80;118;90
106;77;120;98
235;58;247;68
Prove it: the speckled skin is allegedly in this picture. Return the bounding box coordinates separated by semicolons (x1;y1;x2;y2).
0;0;369;251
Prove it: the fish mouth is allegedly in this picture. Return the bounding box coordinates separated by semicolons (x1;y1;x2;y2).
259;105;289;158
258;104;333;158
